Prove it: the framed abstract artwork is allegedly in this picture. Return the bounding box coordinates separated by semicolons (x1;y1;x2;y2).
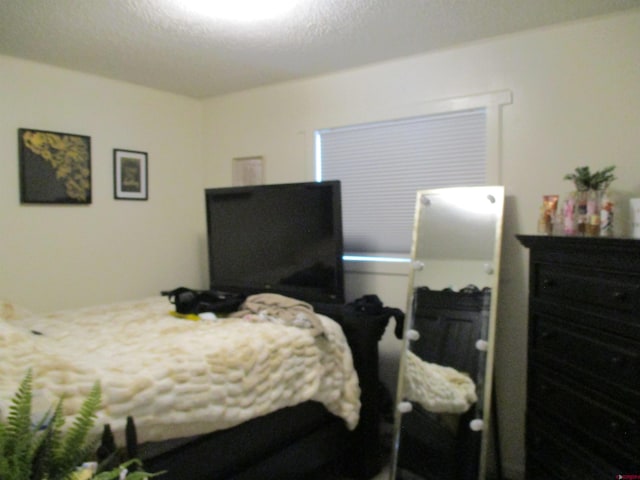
232;156;264;186
18;128;92;204
113;149;148;200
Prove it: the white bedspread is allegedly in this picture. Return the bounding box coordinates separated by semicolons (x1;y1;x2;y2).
0;297;360;444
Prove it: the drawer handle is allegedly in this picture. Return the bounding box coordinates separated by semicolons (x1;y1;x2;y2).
611;355;626;367
612;291;627;301
538;382;552;394
540;329;554;340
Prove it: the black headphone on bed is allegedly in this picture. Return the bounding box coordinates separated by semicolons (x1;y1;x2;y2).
161;287;245;315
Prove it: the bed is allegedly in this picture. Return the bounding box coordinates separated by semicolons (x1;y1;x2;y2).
0;294;394;479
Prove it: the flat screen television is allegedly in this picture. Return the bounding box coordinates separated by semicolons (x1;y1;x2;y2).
205;181;345;305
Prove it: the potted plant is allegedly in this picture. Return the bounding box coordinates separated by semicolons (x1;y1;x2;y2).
563;165;616;235
0;370;162;480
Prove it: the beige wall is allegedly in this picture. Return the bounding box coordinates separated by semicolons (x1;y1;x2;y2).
201;10;640;478
0;56;206;311
1;8;639;479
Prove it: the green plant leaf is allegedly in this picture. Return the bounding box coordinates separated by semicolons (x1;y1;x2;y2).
3;369;35;480
51;382;101;480
1;373;162;480
564;165;616;191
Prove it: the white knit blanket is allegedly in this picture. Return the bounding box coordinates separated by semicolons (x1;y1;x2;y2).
403;350;477;414
0;297;360;444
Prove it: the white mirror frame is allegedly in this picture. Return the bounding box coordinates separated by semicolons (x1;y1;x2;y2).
390;185;505;480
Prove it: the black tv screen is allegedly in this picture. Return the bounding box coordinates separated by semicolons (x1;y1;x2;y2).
205;181;344;305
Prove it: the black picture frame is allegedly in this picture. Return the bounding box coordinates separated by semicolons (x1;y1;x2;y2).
113;149;148;200
18;128;92;204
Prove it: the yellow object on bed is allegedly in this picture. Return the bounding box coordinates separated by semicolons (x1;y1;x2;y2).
0;297;360;444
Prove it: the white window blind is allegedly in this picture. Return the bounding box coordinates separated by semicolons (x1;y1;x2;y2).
317;108;487;254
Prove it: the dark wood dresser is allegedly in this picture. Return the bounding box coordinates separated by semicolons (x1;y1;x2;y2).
517;235;640;479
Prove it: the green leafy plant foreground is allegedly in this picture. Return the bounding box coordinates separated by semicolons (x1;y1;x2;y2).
0;370;162;480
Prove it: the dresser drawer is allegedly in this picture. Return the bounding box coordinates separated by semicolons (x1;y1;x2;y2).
531;314;640;394
533;263;640;314
529;369;640;460
532;298;640;342
526;420;622;479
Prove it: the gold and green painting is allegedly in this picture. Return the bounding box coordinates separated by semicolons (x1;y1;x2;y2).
113;149;148;200
18;128;91;204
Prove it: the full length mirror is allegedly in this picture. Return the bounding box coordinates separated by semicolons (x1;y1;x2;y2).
390;186;504;480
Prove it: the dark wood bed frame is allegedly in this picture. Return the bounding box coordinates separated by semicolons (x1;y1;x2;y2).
138;302;399;480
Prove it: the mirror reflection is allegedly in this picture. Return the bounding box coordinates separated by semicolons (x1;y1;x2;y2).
390;186;504;480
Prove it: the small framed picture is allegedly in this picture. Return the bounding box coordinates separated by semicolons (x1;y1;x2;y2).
114;149;148;200
232;156;264;186
18;128;92;204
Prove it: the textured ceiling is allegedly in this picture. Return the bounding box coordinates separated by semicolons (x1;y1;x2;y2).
1;0;638;98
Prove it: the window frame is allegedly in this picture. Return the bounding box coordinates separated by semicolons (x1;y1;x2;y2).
313;90;512;263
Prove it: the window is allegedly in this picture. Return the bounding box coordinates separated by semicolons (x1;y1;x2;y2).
316;108;489;255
